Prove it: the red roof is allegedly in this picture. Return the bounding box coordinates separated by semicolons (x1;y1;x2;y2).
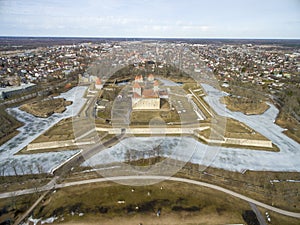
133;82;141;88
95;77;101;85
133;92;141;98
142;89;159;98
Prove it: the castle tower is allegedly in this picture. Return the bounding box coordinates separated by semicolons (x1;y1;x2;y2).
135;75;143;83
148;74;154;82
133;82;142;96
95;77;103;90
153;80;159;92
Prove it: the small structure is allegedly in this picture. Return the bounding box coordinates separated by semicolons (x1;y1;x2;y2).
135;75;143;83
153;80;159;92
132;79;159;110
132;74;169;110
148;74;154;82
156;209;161;217
0;83;36;99
95;77;103;90
133;82;142;96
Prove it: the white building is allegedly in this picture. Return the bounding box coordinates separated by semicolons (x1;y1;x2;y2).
132;75;162;110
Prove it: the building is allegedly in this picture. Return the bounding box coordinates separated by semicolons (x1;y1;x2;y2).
132;74;167;110
148;74;154;82
95;77;103;90
0;83;36;100
135;75;143;83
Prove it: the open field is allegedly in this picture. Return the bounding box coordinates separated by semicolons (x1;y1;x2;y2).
20;98;73;118
276;111;300;143
196;116;277;151
0;192;41;225
130;109;180;125
0;174;51;193
0;107;23;146
178;163;300;213
31;118;111;144
31;118;74;143
220;96;270;115
257;206;300;225
69;157;300;214
61;152;300;215
0;158;299;224
199;117;270;140
182;82;202;93
33;181;249;225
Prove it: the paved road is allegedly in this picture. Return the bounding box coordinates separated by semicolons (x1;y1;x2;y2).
1;175;300;219
13;190;50;225
249;202;268;225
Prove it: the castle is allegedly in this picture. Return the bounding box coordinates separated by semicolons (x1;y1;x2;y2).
132;74;167;110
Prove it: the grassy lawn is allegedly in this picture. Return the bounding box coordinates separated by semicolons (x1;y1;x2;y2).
33;181;248;225
221;96;270;115
0;193;41;225
1;160;299;224
182;82;200;92
20;98;72;118
0;174;51;193
224;117;269;140
276;111;300;143
198;117;272;141
130;109;180;125
178;163;300;214
258;206;300;225
32;118;75;143
97;103;112;120
0;107;23;146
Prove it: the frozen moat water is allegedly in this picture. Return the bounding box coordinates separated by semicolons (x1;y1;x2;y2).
83;85;300;172
0;86;87;176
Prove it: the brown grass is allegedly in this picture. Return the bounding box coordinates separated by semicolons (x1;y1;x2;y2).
34;181;248;225
197;117;275;151
31;118;74;143
20;98;72;118
221;96;270;115
275;111;300;143
0;108;23;145
130;110;180;125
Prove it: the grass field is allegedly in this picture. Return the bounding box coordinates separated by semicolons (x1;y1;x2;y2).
276;111;300;143
221;96;270;115
31;118;75;143
0;192;41;225
0;160;299;224
130;109;180;125
20;98;72;118
178;163;300;214
196;116;278;151
33;181;249;225
68;158;300;214
257;206;300;225
0;107;23;146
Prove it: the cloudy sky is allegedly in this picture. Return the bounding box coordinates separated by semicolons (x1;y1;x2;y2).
0;0;299;38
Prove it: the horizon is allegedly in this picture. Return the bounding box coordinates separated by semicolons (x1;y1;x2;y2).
1;0;300;39
1;36;300;40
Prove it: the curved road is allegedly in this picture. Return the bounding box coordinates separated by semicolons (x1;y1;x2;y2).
1;175;300;219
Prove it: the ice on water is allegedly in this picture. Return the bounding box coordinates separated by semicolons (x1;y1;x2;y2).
0;86;87;176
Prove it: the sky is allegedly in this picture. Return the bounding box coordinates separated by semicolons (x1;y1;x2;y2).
0;0;299;38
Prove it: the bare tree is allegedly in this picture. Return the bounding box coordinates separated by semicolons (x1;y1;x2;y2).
27;164;33;174
11;160;18;176
125;149;131;163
